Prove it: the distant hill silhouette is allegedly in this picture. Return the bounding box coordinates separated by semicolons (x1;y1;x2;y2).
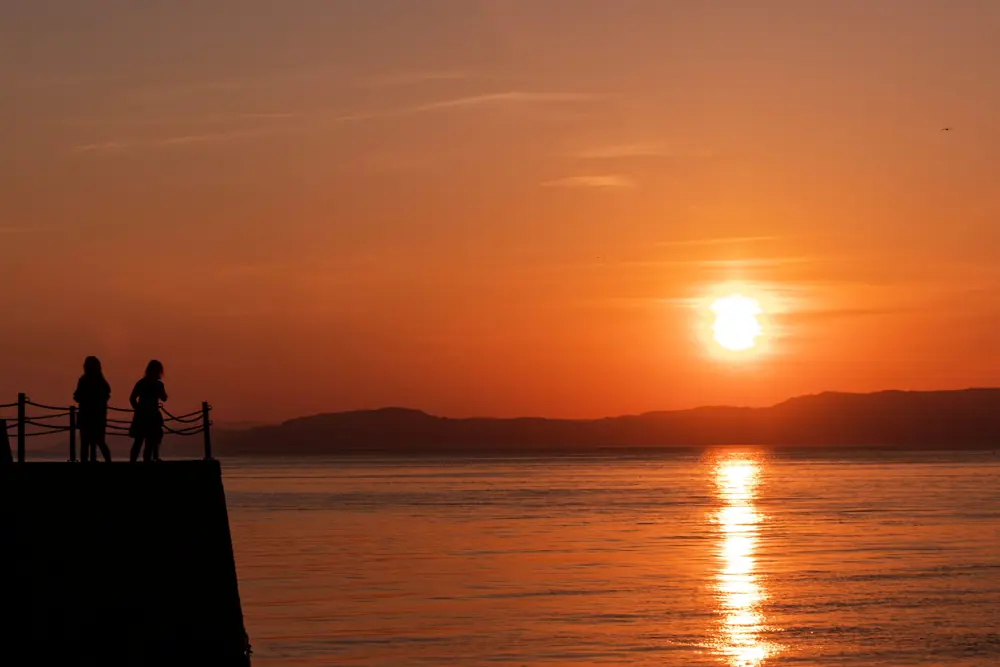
216;389;1000;455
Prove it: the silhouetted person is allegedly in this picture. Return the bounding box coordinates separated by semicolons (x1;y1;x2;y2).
74;356;112;463
129;360;167;463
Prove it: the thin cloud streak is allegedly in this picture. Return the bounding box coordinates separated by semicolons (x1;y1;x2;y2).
780;307;906;324
73;126;300;153
131;66;469;101
58;113;300;129
541;175;636;189
72;90;603;153
657;235;783;247
625;256;819;268
573;144;716;160
407;91;601;113
366;70;475;87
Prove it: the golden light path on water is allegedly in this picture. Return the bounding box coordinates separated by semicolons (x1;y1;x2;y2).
711;455;780;666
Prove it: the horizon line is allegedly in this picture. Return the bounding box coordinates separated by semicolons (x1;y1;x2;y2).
236;386;1000;429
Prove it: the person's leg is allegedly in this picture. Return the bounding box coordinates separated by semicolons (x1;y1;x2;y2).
143;436;152;462
130;437;144;463
151;435;162;461
98;439;112;463
80;435;90;463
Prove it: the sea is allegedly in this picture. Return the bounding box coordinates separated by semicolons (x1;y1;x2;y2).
223;450;1000;666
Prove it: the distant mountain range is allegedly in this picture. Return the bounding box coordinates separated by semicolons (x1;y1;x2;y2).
215;389;1000;455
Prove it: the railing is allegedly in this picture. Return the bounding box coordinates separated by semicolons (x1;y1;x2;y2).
0;393;213;462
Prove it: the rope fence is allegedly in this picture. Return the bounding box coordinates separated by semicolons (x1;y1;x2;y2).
1;393;213;463
24;427;71;438
24;412;71;421
24;399;71;412
161;408;203;424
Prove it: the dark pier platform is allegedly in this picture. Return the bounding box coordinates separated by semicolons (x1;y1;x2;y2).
0;461;251;666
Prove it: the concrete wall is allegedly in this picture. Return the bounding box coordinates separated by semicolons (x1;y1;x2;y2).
0;461;251;666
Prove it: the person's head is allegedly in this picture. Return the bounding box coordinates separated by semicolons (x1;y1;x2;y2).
145;359;164;380
83;356;103;377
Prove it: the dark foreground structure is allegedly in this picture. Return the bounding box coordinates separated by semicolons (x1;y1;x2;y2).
0;461;251;666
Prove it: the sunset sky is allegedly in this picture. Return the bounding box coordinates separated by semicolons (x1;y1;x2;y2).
4;1;1000;422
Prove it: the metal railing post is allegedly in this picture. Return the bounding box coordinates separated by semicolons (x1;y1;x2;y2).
1;419;11;465
69;405;77;462
202;402;213;461
17;393;26;463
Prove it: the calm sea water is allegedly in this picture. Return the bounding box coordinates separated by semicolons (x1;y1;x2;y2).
223;451;1000;666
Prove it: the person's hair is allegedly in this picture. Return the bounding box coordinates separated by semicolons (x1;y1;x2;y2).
145;359;164;380
83;356;103;377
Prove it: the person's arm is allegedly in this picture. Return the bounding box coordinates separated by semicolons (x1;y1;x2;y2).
158;382;168;402
73;378;83;404
129;382;141;409
102;379;111;404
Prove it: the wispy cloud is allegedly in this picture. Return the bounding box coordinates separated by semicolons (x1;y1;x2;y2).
686;256;814;268
408;91;601;113
601;256;815;269
75;142;129;153
541;175;636;189
367;70;474;87
73;125;301;153
71;112;377;153
780;307;904;324
72;90;602;154
656;235;782;248
573;144;715;160
59;112;299;129
136;67;473;97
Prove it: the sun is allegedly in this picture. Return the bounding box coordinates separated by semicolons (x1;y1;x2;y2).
710;295;763;352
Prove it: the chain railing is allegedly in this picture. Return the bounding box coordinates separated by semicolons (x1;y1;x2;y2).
0;393;213;463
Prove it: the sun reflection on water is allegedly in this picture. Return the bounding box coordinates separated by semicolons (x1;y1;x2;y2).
711;455;779;666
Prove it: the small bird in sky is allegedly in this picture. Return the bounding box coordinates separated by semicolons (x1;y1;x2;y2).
941;127;952;131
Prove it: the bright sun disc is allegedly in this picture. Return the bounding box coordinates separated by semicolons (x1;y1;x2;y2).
711;295;763;352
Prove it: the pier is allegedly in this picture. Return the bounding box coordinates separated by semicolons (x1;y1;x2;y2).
0;395;251;666
1;393;213;463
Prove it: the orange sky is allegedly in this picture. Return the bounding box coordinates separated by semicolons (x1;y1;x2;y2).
3;1;1000;422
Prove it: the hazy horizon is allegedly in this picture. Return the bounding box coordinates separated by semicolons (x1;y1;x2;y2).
217;385;1000;426
5;1;1000;423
